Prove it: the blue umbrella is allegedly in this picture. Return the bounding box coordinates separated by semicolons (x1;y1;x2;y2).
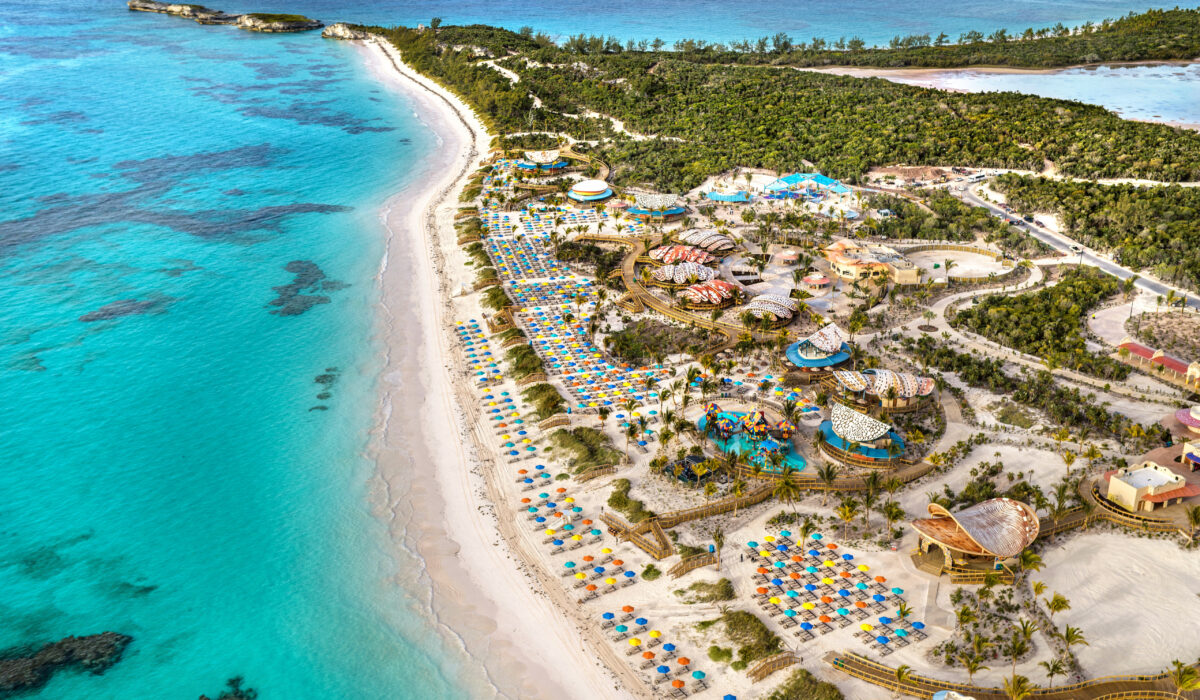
876;636;889;644
836;607;849;615
811;533;823;540
912;621;926;630
601;612;613;619
842;554;853;561
892;587;904;595
879;616;893;625
657;666;670;674
692;671;706;680
804;584;817;591
594;567;606;574
808;549;820;557
624;571;635;578
565;562;576;568
873;594;885;602
615;625;628;633
800;622;813;630
663;643;676;652
772;578;783;586
552;539;563;546
635;617;648;626
780;530;792;537
776;544;788;552
748;541;759;548
896;628;909;637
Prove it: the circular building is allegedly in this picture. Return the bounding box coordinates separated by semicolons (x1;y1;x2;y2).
911;498;1039;577
817;403;905;466
785;323;851;375
628;193;686;222
514;148;569;172
567;179;613;206
1175;406;1200;436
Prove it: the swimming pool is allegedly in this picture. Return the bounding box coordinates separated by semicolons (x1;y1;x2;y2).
697;413;808;473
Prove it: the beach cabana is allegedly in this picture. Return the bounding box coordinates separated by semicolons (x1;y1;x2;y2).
785;323;851;374
825;368;935;413
910;498;1039;576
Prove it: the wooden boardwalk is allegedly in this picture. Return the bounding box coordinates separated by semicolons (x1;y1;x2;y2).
825;651;1199;699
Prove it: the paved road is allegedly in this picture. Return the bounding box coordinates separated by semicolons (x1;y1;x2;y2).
957;185;1200;311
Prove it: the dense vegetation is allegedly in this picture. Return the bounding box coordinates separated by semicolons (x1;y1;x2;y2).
903;336;1151;442
505;344;545;380
950;266;1130;379
703;610;782;670
994;175;1200;292
244;13;313;22
604;319;710;363
555;240;625;281
675;578;736;603
766;668;845;700
607;478;655;522
549;426;620;472
521;382;565;419
867;191;1051;257
372;23;1200;191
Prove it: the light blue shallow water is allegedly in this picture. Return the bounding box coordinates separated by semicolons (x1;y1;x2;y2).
0;0;1192;698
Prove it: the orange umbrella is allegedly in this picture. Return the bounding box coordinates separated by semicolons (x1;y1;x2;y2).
874;576;887;583
518;469;528;475
839;571;851;578
791;555;803;562
613;559;624;566
756;587;768;595
827;543;839;550
622;605;635;613
672;680;684;689
582;519;593;525
556;487;567;493
586;584;597;591
821;596;833;604
583;555;594;562
677;658;691;666
642;651;655;660
757;567;769;574
819;615;831;623
789;572;801;580
855;601;868;608
520;498;531;503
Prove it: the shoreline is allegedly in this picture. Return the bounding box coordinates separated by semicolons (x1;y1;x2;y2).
801;57;1200;78
357;38;638;699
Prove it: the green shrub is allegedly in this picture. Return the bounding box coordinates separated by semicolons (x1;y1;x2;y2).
521;383;564;419
707;645;733;664
767;669;844;700
607;478;655;522
549;427;620;472
642;564;662;581
676;578;736;603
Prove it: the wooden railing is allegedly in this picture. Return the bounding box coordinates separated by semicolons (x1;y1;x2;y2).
945;565;1014;585
658;485;774;528
667;552;716;579
575;464;616;482
817;440;911;470
749;651;801;683
516;372;548;386
537;413;570;430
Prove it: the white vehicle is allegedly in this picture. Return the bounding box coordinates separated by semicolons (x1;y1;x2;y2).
967;173;986;183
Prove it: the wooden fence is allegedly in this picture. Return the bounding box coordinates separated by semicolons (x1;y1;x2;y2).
574;465;616;483
666;552;716;579
748;651;800;683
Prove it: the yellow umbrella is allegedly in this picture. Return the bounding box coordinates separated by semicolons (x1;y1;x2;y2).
571;535;582;541
824;560;835;567
764;536;776;543
564;497;575;503
857;564;869;572
648;630;661;639
822;577;835;585
601;548;612;554
629;638;642;647
860;623;873;632
575;572;585;580
545;529;556;536
769;597;781;605
801;602;815;610
605;577;617;585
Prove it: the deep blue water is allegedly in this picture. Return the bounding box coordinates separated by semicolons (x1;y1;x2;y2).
0;0;1191;699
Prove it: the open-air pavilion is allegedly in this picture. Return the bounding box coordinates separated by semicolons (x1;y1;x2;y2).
785;323;851;375
514;148;570;172
824;368;936;414
566;179;614;206
817;403;905;467
627;193;686;223
910;498;1040;577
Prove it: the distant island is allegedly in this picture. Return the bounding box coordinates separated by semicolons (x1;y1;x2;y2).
126;1;323;32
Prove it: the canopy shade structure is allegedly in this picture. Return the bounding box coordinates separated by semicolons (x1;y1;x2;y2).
524;149;560;164
832;369;935;399
633;193;679;210
744;293;799;321
764;172;851;194
651;262;717;285
648;245;715;265
829;403;891;443
568;179;614;202
806;323;847;354
912;498;1039;559
707;189;750;202
680;280;738;305
679;229;736;253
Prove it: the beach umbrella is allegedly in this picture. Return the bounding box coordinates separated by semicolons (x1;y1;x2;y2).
837;607;849;616
756;567;769;574
823;560;834;567
912;621;926;630
635;617;647;626
642;651;655;660
574;572;585;580
876;636;889;644
873;594;885;602
855;601;868;609
875;576;887;583
624;571;635;578
842;553;853;561
800;622;812;631
662;644;676;652
771;578;783;586
672;680;685;689
860;623;873;632
773;561;785;569
786;590;799;598
804;583;816;591
585;584;597;591
879;616;893;625
605;578;616;585
756;587;768;595
857;564;869;572
856;582;869;590
784;609;797;618
808;549;820;557
615;625;628;633
747;541;759;548
892;588;904;595
594;567;606;575
553;539;563;546
764;535;775;543
583;556;594;563
692;671;706;680
821;577;834;585
657;666;670;674
896;628;909;637
820;596;833;604
648;630;661;638
621;605;633;613
805;566;818;574
629;638;641;646
677;657;691;667
818;615;831;623
780;530;791;538
801;602;815;610
811;533;822;540
791;555;803;563
602;612;614;620
769;597;781;605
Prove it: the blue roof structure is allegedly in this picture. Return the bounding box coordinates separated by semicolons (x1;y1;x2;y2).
785;341;850;369
567;188;614;202
516;159;569;170
819;421;905;459
765;173;851;195
628;206;687;217
707;190;750;203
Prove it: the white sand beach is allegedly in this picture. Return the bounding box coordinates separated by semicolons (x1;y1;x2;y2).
358;39;634;699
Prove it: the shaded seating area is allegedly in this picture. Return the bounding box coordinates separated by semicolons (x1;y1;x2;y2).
911;498;1039;577
785;323;851;374
825;368;935;413
818;403;906;466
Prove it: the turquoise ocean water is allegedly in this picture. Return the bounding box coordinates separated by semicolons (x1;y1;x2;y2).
0;1;1195;699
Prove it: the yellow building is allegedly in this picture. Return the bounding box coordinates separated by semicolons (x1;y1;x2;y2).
1104;462;1200;512
824;240;920;285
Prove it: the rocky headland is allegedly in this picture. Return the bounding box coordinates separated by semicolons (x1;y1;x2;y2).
0;632;133;694
321;23;370;40
126;1;323;32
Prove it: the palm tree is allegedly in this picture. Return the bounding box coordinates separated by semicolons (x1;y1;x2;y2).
1186;505;1200;540
1017;550;1043;582
1061;450;1076;476
1039;659;1066;688
835;498;859;540
1014;618;1037;644
881;501;905;535
1046;592;1070;622
959;652;988;686
956;605;976;628
816;463;839;505
1031;580;1046;600
703;481;718;502
896;602;913;619
1002;674;1036;700
1004;634;1029;679
711;526;725;572
1061;625;1088;655
772;475;801;514
1168;660;1200;699
893;664;913;688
